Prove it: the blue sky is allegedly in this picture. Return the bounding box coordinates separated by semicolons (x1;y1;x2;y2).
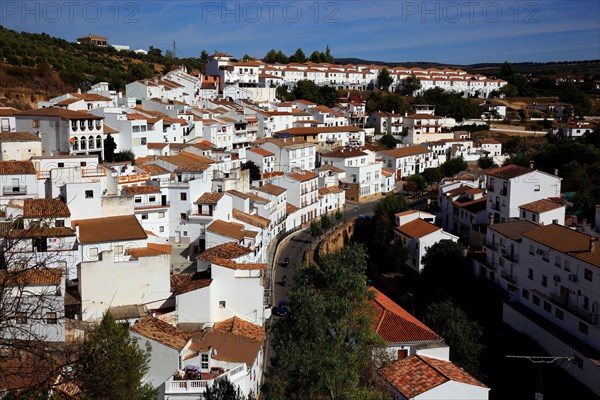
2;0;599;64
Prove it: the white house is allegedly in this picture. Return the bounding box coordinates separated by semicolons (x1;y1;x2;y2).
394;210;458;272
246;147;275;177
0;160;39;203
485;164;562;223
257;137;316;172
271;170;319;226
0;132;42;160
518;198;566;226
122;185;170;237
378;146;438;180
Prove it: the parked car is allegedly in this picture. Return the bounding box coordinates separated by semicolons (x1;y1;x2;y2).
273;300;290;317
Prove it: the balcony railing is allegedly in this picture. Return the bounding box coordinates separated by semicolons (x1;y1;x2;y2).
501;249;519;262
491;203;500;211
165;364;246;394
500;270;517;285
134;202;169;209
487;185;494;192
2;186;26;195
500;188;508;196
549;293;599;325
483;240;497;251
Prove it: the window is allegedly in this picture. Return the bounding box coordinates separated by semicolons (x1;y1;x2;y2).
564;260;571;272
58;162;65;168
89;247;99;258
114;245;123;254
85;190;94;199
141;214;148;220
159;212;165;218
141;137;147;145
159;226;164;233
45;312;58;324
542;275;548;287
55;219;65;227
555;256;562;268
134;197;142;203
555;308;564;320
534;184;540;192
528;268;533;280
180;213;187;220
149;196;156;202
522;289;529;299
183;231;187;236
584;269;593;282
180;192;187;201
201;353;209;369
529;245;535;255
15;312;27;324
543;301;552;313
532;295;540;306
542;251;549;262
579;322;588;335
219;301;226;308
32;120;40;128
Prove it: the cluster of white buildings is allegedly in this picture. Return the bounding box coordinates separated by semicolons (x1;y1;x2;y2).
435;163;600;395
205;53;507;98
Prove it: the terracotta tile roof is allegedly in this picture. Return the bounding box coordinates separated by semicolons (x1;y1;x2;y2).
369;287;441;343
519;199;564;214
225;189;250;200
72;215;147;243
321;148;367;159
248;147;274;157
255;183;286;196
130;316;191;351
395;219;440;239
126;243;171;258
395;210;418;217
196;192;225;205
23;198;70;218
318;186;344;196
404;114;442;119
136;163;171;176
486;164;533;180
213;316;265;341
207;220;246;240
478;139;501;144
146;142;169;149
108;304;149;320
198;330;263;368
177;151;215;164
0;160;36;175
453;196;487;214
489;220;541;241
379;355;487;397
71;92;112;101
15;108;103;120
9;227;75;239
233;209;270;229
211;257;266;271
316;164;345;174
381;146;430;158
0;132;41;142
103;124;118;134
2;268;63;287
196;242;253;261
0;107;19;116
171;272;212;295
286;170;318;182
257;137;313;149
274;126;362;135
244;192;270;204
522;223;597;257
286;202;300;214
122;185;161;195
158;155;211;172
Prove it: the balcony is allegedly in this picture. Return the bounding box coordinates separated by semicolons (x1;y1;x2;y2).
501;249;519;262
2;186;27;195
491;203;500;211
549;293;599;325
165;364;246;395
134;201;169;209
483;240;497;251
500;188;508;196
487;185;494;192
500;270;517;285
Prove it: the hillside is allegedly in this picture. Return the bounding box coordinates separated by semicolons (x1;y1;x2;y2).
0;25;201;108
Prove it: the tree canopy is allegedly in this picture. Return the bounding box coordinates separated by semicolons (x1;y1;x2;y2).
414;88;480;121
266;244;387;400
377;68;394;90
403;74;422;95
73;313;156;400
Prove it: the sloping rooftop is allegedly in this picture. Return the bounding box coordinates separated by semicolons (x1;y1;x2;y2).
122;185;161;195
130;316;191;351
207;220;257;241
395;219;440;239
211;257;266;271
196;192;225;204
321;148;367;159
213;316;265;341
248;148;274;157
369;287;441;344
519;198;564;214
489;220;541;241
15;108;103;120
255;183;286;197
486;164;533;180
23;198;70;218
0;160;36;175
136;163;171;176
2;268;63;287
108;304;149;320
286;170;318;182
232;209;270;229
381;146;430;158
72;215;147;243
170;272;212;295
0;132;41;142
196;242;253;261
378;355;487;397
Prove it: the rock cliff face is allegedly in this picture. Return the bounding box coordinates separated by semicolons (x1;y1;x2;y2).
316;219;358;261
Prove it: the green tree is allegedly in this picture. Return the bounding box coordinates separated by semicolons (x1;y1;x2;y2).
386;238;409;274
419;240;470;303
74;313;156;400
292;80;324;104
289;48;307;63
309;50;323;63
268;244;386;399
421;167;442;183
477;155;497;169
200;50;209;64
558;82;592;116
414;88;479;121
335;208;343;222
403;74;422;95
241;160;261;181
320;214;333;231
440;157;468;177
205;378;254;400
377;68;394;90
103;134;117;162
114;150;136;163
406;174;426;192
310;220;323;239
372;195;409;247
424;300;484;376
379;134;398;149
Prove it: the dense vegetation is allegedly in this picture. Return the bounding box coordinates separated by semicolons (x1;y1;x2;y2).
0;25;201;91
263;46;334;64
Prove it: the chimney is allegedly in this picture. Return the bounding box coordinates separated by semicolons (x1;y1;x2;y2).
552;219;559;225
405;112;408;117
554;168;558;176
488;213;494;226
77;88;82;94
529;160;534;169
590;238;599;252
